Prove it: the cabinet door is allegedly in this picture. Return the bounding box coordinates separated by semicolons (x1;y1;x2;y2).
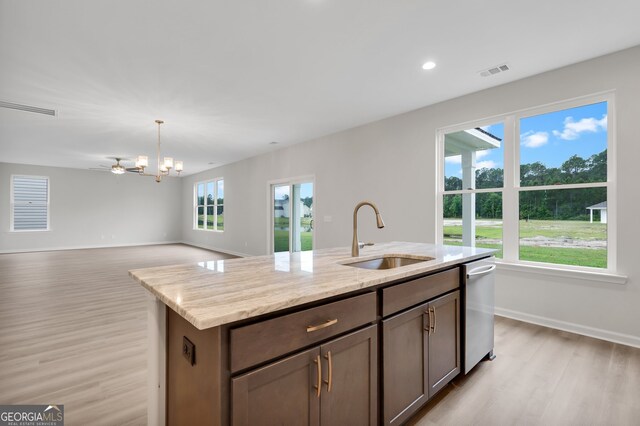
382;303;429;425
231;347;321;426
427;290;460;398
320;325;377;426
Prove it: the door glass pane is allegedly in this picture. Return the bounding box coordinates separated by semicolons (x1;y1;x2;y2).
520;102;607;186
444;123;504;191
293;182;313;252
443;192;503;258
519;188;607;268
273;185;290;253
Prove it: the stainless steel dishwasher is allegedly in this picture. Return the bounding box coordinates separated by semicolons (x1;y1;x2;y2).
462;257;496;374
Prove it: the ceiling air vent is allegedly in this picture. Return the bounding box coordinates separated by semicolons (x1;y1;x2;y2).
0;100;56;116
479;63;510;77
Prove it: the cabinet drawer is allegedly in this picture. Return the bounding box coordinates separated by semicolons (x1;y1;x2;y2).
230;292;377;373
382;268;459;317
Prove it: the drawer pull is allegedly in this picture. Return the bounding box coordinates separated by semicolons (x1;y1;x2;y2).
313;355;322;398
306;318;338;333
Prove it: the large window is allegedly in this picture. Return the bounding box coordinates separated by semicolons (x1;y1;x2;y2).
438;94;614;271
195;178;224;231
11;175;49;231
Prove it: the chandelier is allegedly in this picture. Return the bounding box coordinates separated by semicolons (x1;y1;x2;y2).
132;119;183;182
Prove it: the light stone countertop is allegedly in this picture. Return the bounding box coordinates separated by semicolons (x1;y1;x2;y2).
129;242;494;330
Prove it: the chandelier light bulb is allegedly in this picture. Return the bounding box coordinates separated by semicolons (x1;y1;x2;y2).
164;157;174;169
136;155;148;168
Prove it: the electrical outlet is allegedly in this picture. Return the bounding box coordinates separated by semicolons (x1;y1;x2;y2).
182;336;195;366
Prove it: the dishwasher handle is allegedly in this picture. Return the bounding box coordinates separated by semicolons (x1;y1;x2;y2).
466;264;496;278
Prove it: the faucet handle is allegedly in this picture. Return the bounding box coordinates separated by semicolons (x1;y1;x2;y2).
358;242;375;249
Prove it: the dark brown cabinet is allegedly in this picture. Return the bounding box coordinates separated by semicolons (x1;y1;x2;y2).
232;325;377;426
382;290;460;425
427;290;460;398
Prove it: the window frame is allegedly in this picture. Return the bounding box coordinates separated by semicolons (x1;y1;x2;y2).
10;174;50;232
193;177;224;232
436;91;617;274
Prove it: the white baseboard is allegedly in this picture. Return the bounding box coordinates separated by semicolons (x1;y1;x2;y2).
495;307;640;349
180;240;251;258
0;240;183;255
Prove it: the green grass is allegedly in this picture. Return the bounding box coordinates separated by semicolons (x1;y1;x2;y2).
273;217;313;252
274;230;312;252
197;215;224;231
443;219;607;268
274;217;312;227
444;219;606;240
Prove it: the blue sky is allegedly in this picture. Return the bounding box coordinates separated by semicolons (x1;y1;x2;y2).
445;101;608;179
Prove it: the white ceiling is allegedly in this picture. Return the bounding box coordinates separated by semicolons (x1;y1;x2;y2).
1;0;640;176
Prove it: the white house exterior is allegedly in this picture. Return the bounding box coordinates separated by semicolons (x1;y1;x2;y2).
587;201;607;224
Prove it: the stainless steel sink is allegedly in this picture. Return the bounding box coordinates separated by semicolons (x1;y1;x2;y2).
343;255;434;270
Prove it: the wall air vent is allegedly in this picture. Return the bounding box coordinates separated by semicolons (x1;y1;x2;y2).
0;100;56;116
479;63;510;77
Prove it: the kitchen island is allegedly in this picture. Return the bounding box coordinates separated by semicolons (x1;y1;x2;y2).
129;242;495;426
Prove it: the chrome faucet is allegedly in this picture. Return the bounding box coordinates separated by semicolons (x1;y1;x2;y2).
352;201;385;257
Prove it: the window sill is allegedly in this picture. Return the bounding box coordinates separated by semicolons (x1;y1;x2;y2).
193;228;224;233
495;260;627;285
9;229;50;233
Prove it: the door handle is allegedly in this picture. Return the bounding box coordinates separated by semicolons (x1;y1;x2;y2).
323;351;333;392
313;354;322;398
433;307;437;334
466;264;496;278
423;310;430;335
424;307;435;335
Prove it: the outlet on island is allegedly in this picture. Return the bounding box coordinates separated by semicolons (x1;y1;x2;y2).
182;336;195;366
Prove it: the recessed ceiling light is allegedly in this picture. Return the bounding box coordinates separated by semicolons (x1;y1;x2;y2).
422;61;436;70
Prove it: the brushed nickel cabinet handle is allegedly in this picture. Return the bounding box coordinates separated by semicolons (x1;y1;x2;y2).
307;318;338;333
313;355;322;398
323;351;333;392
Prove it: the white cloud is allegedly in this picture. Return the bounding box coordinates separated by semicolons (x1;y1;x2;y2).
476;150;490;159
521;131;549;148
477;160;497;169
552;114;607;140
445;155;461;164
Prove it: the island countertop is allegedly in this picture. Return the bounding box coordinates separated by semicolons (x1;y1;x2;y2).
129;242;494;330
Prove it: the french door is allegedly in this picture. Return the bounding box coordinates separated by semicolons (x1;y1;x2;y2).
271;180;314;253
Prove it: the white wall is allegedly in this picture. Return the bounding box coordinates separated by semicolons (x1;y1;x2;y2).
182;46;640;345
0;163;182;252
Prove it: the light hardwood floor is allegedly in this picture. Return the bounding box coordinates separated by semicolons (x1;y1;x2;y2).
0;244;232;425
1;244;639;425
409;317;640;426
